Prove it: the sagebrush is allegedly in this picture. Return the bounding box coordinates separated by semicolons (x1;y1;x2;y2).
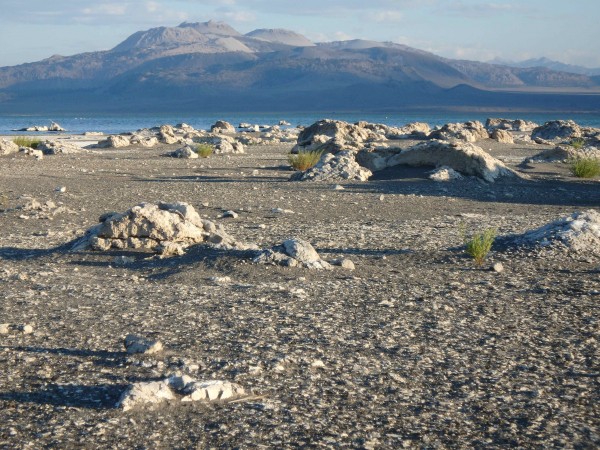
288;150;323;171
570;157;600;178
464;227;496;266
196;143;214;158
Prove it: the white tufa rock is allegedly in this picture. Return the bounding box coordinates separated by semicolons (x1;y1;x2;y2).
290;150;372;182
71;202;244;254
429;121;489;142
38;140;83;155
124;334;163;355
181;380;246;402
429;166;464;182
510;210;600;256
170;145;199;159
360;140;519;183
117;381;176;411
531;120;582;140
491;129;514;144
0;139;19;155
254;238;332;269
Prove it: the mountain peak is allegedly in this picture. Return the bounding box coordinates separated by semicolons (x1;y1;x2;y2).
178;20;241;37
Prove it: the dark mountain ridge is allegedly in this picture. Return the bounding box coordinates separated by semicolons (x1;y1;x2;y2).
1;20;599;113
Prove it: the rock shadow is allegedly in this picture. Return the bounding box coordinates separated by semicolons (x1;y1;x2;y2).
0;383;126;409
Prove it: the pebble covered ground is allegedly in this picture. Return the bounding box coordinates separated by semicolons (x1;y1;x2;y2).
0;136;598;448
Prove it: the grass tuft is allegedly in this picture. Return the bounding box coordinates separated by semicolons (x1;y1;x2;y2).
569;157;600;178
13;136;41;149
196;143;214;158
288;150;323;171
570;137;585;150
464;227;496;266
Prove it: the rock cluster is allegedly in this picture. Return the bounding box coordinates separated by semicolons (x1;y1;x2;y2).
16;122;65;132
485;118;538;132
292;119;381;154
510;210;600;255
117;377;246;411
71;202;242;255
290;150;372;182
254;238;332;269
429;121;489;142
38;140;84;155
526;145;600;163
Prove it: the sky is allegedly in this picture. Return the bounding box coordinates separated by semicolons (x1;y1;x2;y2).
1;0;599;68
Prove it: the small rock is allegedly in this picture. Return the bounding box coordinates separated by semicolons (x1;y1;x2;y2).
331;258;355;270
124;334;163;355
182;380;246;402
117;381;175;411
492;262;504;273
221;210;239;219
0;324;10;334
55;186;67;193
333;184;345;190
19;324;34;334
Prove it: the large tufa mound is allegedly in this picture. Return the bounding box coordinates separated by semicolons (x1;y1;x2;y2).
290;150;372;182
531;120;583;141
508;210;600;255
485;118;538;132
72;202;241;255
358;140;519;182
292;119;381;154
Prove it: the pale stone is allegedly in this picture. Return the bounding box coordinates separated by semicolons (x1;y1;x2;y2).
0;324;10;334
117;381;175;411
429;121;489;142
0;139;19;155
124;334;163;354
429;166;464;182
290;150;372;182
491;129;514;144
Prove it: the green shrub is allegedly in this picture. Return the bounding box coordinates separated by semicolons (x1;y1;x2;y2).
570;157;600;178
464;228;496;266
13;136;41;149
288;150;323;171
196;143;213;158
570;138;586;150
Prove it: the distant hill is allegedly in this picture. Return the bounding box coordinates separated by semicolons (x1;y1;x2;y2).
0;21;599;113
490;57;600;77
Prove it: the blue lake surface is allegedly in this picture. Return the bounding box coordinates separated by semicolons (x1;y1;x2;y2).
1;111;600;135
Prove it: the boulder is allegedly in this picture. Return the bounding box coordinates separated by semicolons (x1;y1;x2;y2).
429;121;489;142
531;120;582;140
159;125;179;144
0;139;19;155
71;202;242;254
491;129;514;144
508;210;600;256
170;145;198;159
210;120;236;134
254;238;332;269
290;150;372;182
49;121;65;132
95;135;131;148
130;135;159;147
359;140;518;183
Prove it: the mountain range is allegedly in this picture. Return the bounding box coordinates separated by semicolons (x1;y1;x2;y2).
1;20;599;113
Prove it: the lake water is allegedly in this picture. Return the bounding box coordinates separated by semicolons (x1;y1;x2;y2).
1;111;600;135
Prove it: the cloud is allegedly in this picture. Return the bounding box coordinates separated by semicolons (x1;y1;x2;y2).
368;10;404;23
81;4;127;17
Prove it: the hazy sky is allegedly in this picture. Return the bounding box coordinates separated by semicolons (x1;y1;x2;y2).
1;0;599;67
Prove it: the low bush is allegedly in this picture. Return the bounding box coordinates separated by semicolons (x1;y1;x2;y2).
288;150;323;171
13;136;41;149
570;157;600;178
570;138;586;150
464;227;496;266
196;143;213;158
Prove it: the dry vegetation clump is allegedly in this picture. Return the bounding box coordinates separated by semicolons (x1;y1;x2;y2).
12;136;41;148
569;157;600;178
464;227;496;266
288;150;323;171
196;143;214;158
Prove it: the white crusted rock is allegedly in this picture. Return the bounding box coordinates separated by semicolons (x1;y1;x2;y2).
117;381;175;411
181;380;246;402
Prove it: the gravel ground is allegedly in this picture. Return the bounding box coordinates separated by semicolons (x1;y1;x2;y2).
0;136;598;448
